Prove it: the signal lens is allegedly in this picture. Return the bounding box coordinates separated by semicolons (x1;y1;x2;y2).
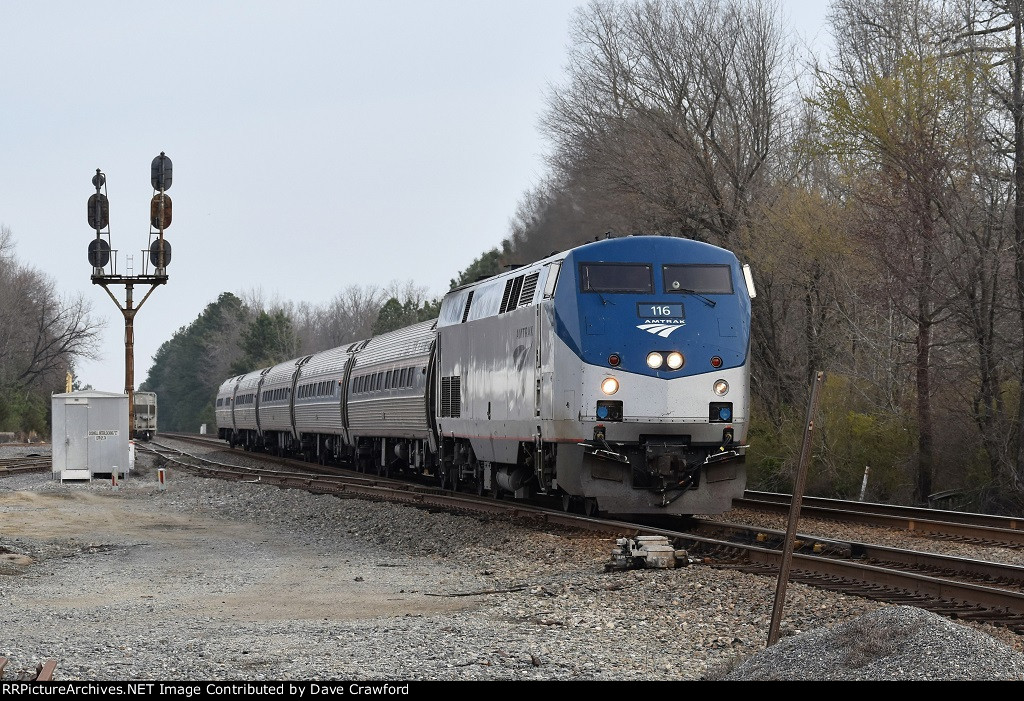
646;352;663;369
601;377;619;395
608;353;621;367
666;352;684;370
713;380;729;396
710;356;723;368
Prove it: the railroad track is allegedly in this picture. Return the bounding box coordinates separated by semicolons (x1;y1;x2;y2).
150;434;1024;635
0;456;51;476
139;439;621;535
737;491;1024;549
678;520;1024;632
743;490;1023;529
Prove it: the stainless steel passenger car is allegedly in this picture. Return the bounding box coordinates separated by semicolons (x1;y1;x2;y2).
215;375;242;442
345;319;436;475
226;368;269;448
257;358;302;454
292;345;351;461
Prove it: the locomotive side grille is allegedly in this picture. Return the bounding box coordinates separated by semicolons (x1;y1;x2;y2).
517;272;539;308
499;278;515;313
461;290;474;323
500;274;529;313
508;275;524;311
440;375;461;418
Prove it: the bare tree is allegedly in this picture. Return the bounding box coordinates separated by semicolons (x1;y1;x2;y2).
541;0;791;247
0;226;103;432
314;284;388;347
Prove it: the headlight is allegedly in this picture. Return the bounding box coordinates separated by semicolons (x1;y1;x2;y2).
713;380;729;396
646;352;663;369
601;377;619;395
666;352;684;370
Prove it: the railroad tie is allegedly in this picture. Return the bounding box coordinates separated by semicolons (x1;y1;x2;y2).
35;659;57;681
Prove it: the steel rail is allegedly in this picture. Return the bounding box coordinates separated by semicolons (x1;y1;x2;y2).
736;495;1024;547
742;490;1023;531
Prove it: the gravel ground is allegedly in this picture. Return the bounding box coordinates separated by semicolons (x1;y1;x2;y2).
2;441;1023;681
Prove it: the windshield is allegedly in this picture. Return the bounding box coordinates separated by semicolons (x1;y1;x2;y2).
579;263;653;293
662;264;733;294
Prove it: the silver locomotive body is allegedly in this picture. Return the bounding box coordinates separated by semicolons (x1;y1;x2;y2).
434;236;753;515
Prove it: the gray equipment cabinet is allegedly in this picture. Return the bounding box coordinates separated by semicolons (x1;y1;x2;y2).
51;391;130;481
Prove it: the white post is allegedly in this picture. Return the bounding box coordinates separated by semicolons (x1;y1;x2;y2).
859;465;870;501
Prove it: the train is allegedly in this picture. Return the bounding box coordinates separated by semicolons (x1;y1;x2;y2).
133;391;157;441
215;235;756;516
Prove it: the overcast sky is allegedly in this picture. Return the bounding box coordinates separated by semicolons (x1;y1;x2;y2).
0;1;830;397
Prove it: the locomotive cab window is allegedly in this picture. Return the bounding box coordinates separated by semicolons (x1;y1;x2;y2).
579;263;653;293
542;261;562;298
662;264;733;294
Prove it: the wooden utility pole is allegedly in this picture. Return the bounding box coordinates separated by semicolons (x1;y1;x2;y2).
767;370;825;646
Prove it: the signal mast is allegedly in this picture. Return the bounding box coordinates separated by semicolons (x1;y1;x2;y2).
87;152;173;438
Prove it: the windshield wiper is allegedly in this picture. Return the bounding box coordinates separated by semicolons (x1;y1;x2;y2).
677;288;717;307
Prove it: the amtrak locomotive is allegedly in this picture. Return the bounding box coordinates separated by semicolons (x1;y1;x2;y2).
216;235;756;516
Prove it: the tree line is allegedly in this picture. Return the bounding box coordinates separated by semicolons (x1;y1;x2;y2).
6;0;1024;514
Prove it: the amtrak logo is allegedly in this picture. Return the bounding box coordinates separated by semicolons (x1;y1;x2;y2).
636;321;685;338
